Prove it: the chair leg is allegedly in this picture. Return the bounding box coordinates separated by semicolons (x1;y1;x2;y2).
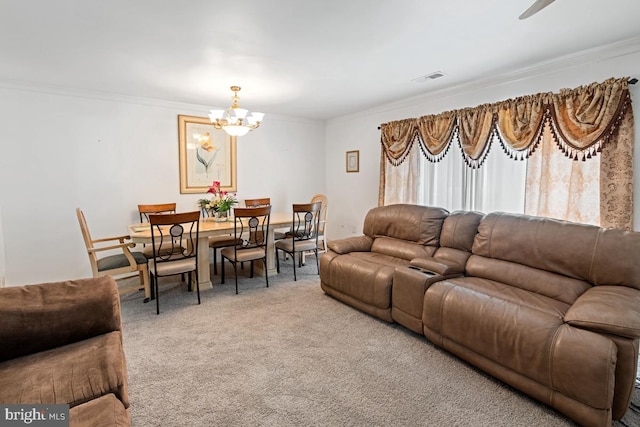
195;267;201;305
234;261;239;295
187;272;192;292
250;261;254;278
154;273;160;315
141;267;151;303
221;256;226;284
314;248;319;275
265;258;269;288
276;248;281;273
213;249;218;275
293;251;297;281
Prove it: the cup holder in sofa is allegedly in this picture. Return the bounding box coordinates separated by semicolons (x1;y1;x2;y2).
408;265;437;277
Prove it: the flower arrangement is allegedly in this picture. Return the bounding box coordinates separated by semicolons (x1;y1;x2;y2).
198;181;238;213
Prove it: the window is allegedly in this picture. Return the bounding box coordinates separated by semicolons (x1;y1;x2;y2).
418;135;526;214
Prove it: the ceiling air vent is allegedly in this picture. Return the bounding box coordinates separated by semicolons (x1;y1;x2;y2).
411;71;445;83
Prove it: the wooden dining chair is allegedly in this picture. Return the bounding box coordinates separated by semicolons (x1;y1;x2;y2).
76;208;150;300
244;197;271;207
201;208;242;276
138;202;186;284
148;211;201;314
138;203;178;256
138;203;176;222
220;206;271;294
275;202;321;281
310;194;328;254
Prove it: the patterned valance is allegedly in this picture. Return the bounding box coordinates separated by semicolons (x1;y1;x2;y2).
416;112;456;162
380;118;417;166
379;77;632;168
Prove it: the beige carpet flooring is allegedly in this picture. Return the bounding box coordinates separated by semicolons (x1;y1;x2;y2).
118;257;639;426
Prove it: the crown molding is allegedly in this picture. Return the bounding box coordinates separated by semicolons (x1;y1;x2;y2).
0;79;212;111
338;36;640;122
0;79;322;125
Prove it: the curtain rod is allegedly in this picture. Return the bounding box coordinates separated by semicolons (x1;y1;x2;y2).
376;78;638;129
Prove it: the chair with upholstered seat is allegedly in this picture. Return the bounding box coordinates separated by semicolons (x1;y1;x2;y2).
137;203;178;260
275;202;321;281
220;206;271;294
76;208;150;300
147;211;201;314
201;208;241;276
298;194;328;265
310;194;328;254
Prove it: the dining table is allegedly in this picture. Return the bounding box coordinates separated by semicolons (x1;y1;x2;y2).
128;211;294;290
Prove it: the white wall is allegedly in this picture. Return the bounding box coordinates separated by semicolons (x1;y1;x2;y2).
325;39;640;241
0;87;325;286
2;40;639;285
0;204;5;287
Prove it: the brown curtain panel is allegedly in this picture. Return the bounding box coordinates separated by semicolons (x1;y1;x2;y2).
457;105;495;168
549;77;632;160
416;112;456;162
600;107;634;230
495;94;547;160
380;119;417;166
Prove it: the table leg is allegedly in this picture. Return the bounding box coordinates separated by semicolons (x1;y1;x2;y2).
255;228;278;276
196;237;213;290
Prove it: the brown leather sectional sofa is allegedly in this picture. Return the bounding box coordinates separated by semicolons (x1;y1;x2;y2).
0;276;131;426
320;204;640;427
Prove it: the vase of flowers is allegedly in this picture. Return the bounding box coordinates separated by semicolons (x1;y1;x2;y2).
198;181;238;221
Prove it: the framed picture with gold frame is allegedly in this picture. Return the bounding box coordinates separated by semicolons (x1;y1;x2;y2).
178;115;237;194
346;150;359;173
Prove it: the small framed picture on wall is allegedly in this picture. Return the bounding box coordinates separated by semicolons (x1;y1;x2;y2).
346;150;359;173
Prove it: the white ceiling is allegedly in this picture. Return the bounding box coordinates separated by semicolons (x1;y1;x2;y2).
1;0;640;120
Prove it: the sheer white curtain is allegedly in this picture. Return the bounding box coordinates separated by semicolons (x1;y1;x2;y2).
419;136;527;214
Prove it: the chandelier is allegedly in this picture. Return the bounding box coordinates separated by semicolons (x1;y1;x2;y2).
208;86;265;137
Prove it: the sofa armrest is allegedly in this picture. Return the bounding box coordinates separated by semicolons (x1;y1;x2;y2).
565;286;640;339
0;276;122;362
327;235;373;254
409;258;464;276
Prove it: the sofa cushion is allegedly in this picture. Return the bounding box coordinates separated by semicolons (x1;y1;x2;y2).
472;212;640;289
422;278;616;409
69;393;130;427
472;212;599;280
0;332;129;408
327;235;373;254
0;276;122;362
565;286;640;339
423;278;570;386
464;255;591;305
370;236;437;260
363;204;448;245
439;210;483;251
321;253;405;310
